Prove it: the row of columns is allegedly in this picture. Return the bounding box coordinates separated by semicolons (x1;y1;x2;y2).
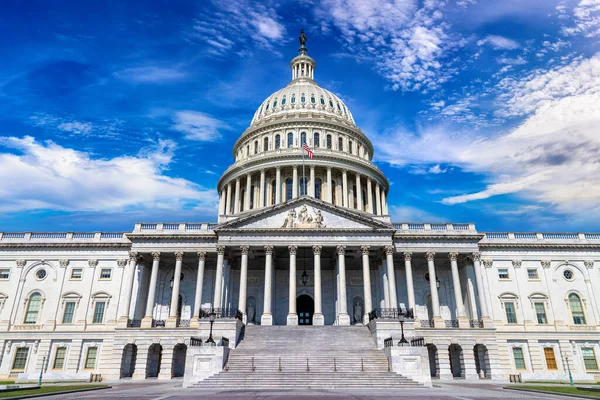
218;167;389;216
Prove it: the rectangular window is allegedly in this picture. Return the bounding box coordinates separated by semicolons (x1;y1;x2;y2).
70;268;83;280
62;301;76;324
527;268;539;280
544;347;558;370
505;302;517;324
92;302;105;324
0;268;9;280
12;347;29;370
582;348;598;371
512;347;526;370
498;268;510;279
99;269;111;280
535;302;548;324
53;347;67;369
84;347;98;369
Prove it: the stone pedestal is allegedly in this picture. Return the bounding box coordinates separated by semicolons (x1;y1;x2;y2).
458;317;470;329
482;317;494;328
183;346;229;387
140;316;153;329
313;313;324;325
433;316;445;328
385;346;433;387
261;313;273;325
338;313;350;326
287;314;298;325
117;316;129;328
166;316;177;328
190;317;200;329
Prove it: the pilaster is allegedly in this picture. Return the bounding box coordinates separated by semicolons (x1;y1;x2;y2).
158;345;174;380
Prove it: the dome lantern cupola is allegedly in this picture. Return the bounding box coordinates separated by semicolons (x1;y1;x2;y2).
290;29;315;81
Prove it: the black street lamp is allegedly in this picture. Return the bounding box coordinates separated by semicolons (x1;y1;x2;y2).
206;310;217;345
398;313;409;346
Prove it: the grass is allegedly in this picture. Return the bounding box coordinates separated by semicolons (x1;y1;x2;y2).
0;382;15;385
512;385;600;397
0;384;107;398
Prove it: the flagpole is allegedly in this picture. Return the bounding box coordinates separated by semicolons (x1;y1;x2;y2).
301;140;306;196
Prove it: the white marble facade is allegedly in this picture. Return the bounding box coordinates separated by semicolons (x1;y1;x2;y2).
1;36;600;384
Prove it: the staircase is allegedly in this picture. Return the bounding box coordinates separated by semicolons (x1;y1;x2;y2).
191;325;423;389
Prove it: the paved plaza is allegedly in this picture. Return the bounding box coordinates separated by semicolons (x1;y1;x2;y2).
39;382;577;400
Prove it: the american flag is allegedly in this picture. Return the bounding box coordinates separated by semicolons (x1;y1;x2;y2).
302;142;314;159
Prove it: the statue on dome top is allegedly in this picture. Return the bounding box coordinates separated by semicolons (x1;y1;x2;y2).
298;29;308;55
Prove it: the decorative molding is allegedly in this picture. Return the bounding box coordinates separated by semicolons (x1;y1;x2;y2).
512;260;522;268
425;252;435;262
541;260;551;269
403;251;412;262
151;251;161;260
584;260;594;269
360;245;370;255
59;259;69;268
336;245;346;255
88;259;98;268
197;251;207;260
471;252;481;262
174;251;184;261
312;245;322;255
240;245;250;255
116;259;128;267
383;245;394;256
482;259;493;268
128;251;139;262
448;252;459;262
264;245;274;255
216;245;226;255
288;245;298;255
16;259;26;268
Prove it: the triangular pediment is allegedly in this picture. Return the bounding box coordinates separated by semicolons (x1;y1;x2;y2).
215;197;395;232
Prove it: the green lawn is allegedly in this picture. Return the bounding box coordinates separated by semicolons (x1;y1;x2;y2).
0;382;15;385
513;385;600;397
0;384;106;398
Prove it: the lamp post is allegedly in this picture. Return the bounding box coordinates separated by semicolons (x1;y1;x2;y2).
37;354;46;386
206;310;217;345
564;354;574;387
398;313;409;346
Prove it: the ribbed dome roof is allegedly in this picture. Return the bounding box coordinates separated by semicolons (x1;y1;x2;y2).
250;80;356;126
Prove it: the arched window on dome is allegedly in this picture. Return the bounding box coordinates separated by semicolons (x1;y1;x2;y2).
337;103;341;111
285;178;293;201
321;97;325;105
569;293;586;325
300;177;307;196
313;133;320;148
329;99;334;108
275;135;281;149
264;137;269;152
343;105;347;115
338;137;344;151
246;144;250;157
287;133;294;148
315;178;322;200
331;180;337;204
301;132;307;145
326;134;332;149
254;140;258;155
291;95;296;104
271;180;276;205
24;292;42;324
265;102;269;111
282;97;286;105
311;95;315;104
349;140;354;154
273;99;277;108
301;94;305;103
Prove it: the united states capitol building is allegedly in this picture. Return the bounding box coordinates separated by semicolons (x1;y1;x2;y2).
1;33;599;387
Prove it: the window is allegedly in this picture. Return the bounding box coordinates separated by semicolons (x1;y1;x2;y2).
504;302;517;324
254;140;258;154
275;134;281;149
498;268;510;279
53;347;67;369
300;177;307;196
315;178;322;200
329;99;334;108
262;183;267;207
246;144;249;156
273;100;277;108
99;269;112;280
62;301;76;324
0;268;9;280
265;102;269;110
287;132;294;147
582;348;598;371
301;132;307;145
320;97;325;105
512;347;526;369
326;134;332;149
12;347;29;370
569;293;586;324
92;301;106;324
338;137;343;151
313;133;320;148
544;347;558;370
240;188;245;212
349;140;353;154
301;94;305;103
70;268;82;280
291;95;295;104
282;97;286;105
84;347;98;369
250;185;255;209
36;269;47;280
527;269;539;280
264;137;269;151
332;180;337;204
285;178;293;201
534;302;547;324
311;95;315;103
337;102;341;111
271;180;276;205
352;185;357;208
24;292;42;324
563;269;574;281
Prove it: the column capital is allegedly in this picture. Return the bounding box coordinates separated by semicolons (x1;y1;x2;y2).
260;168;266;174
310;165;315;170
326;166;332;171
197;251;207;260
117;259;128;267
336;245;346;255
471;252;481;262
236;177;240;182
128;251;139;261
216;245;226;255
425;251;435;261
59;259;70;267
383;245;394;256
512;259;522;268
88;259;98;267
360;245;370;255
276;166;281;171
240;245;250;255
151;251;161;260
482;259;493;268
264;245;274;255
342;169;348;174
312;245;323;255
174;251;184;261
448;252;459;261
403;251;412;261
288;245;298;255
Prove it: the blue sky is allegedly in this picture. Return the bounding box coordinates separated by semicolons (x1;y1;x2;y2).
1;0;600;232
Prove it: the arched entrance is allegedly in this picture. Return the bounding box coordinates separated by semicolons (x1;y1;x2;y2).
120;344;137;378
297;295;314;325
449;344;464;378
427;344;439;378
146;344;162;378
172;344;187;378
474;344;490;378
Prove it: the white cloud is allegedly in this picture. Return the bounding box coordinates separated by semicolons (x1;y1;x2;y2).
497;56;528;65
389;205;443;222
30;115;112;137
0;136;217;212
172;110;226;141
56;121;93;135
114;66;186;83
562;0;600;38
478;34;520;50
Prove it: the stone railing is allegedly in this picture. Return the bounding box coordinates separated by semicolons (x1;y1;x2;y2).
132;223;217;233
0;232;127;242
12;324;44;330
444;320;459;328
469;319;484;328
393;223;476;233
368;307;414;322
483;232;600;241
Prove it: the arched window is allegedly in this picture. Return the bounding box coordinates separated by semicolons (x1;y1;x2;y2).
291;95;296;104
300;177;307;196
282;97;286;105
349;140;353;154
338;137;344;151
320;97;325;105
329;99;334;108
301;132;307;145
285;178;293;200
332;180;337;204
301;94;305;103
254;140;258;154
264;137;269;152
326;134;332;149
275;134;281;149
311;95;315;103
246;144;249;156
273;99;277;108
314;133;320;148
315;178;322;199
569;293;586;324
265;102;269;110
271;180;276;205
250;185;255;209
287;133;294;147
24;292;42;324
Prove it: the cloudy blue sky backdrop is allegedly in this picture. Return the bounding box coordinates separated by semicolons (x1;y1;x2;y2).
1;0;599;232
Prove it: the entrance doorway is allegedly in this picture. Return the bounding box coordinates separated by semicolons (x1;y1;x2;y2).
297;295;314;325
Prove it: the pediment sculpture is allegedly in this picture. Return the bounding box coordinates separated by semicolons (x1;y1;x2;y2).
281;205;326;229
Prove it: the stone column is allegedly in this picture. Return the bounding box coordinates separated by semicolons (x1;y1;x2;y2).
225;182;232;215
384;246;398;309
234;178;241;214
309;165;315;197
326;167;332;203
375;184;382;215
238;246;249;324
355;173;362;210
404;252;416;312
366;179;373;213
449;252;468;327
471;252;490;325
381;191;388;214
361;246;373;325
337;245;350;325
313;245;324;325
275;167;281;204
166;251;184;327
425;252;443;327
118;251;139;325
245;173;252;210
259;169;266;208
287;245;298;325
218;190;226;215
191;251;206;328
292;166;298;198
141;251;160;328
261;245;274;325
342;169;349;207
213;246;226;309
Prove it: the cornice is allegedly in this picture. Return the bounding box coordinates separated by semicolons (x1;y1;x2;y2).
0;243;131;249
394;234;484;242
126;234;217;240
478;243;600;249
